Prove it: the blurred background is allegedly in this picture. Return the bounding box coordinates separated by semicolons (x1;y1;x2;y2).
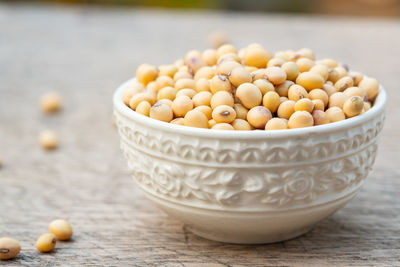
4;0;400;17
1;0;400;265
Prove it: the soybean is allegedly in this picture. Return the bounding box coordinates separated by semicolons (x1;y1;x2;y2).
265;67;287;85
247;106;272;129
202;49;218;66
172;95;194;117
233;103;248;120
40;92;62;114
210;91;234;109
359;77;379;101
312;99;325;111
159;64;178;78
176;88;197;98
294;98;314;113
288;111;314;129
277;100;296;120
39;130;58;150
175;78;196;90
184;109;209;128
326;107;345;122
310;64;329;81
288;84;308;102
262;91;280;113
281;62;299;81
194;105;213;120
275;81;295;97
0;238;21;260
171;118;185;125
49;219;73;241
136;64;158;85
335;76;354;92
193;91;212;107
308;89;329;107
128;89;155;110
36;233;56;253
329;92;349;109
253;79;275;95
212;123;235;130
228;67;252;87
296;58;315;72
343;96;364;117
244;44;271;68
312;110;330;125
236;83;262;109
296;72;324;91
136;101;151;116
150;102;173;122
122;82;144;105
195;78;211;92
212;105;236;123
232;119;252;130
265;118;288;130
210;75;232;93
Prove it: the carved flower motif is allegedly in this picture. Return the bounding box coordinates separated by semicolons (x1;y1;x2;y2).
284;175;314;201
115;110;383;208
152;165;182;197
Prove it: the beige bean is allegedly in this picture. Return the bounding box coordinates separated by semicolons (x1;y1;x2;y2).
184;109;209;128
172;95;194;117
265;118;288;130
288;111;314;129
247;106;272;129
150;102;173;122
212;105;236;123
359;77;379;101
49;219;73;241
326;107;345;122
136;64;158;85
232;119;252;130
277;100;295;120
0;237;21;260
236;83;262;109
210;75;232;93
212;123;235;130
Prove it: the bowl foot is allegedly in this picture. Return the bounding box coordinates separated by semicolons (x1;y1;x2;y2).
185;224;313;244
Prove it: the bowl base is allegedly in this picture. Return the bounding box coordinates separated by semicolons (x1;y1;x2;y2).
186;223;313;244
143;189;358;244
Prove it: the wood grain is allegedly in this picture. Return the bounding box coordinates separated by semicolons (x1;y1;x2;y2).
0;3;399;266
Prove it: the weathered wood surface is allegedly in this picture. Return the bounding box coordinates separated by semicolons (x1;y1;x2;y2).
0;3;399;266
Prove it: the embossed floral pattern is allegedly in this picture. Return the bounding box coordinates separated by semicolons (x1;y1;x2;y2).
115;109;384;209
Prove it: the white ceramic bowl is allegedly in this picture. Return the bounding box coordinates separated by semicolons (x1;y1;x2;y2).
113;78;386;244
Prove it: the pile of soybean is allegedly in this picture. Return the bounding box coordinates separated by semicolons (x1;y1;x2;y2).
123;44;380;130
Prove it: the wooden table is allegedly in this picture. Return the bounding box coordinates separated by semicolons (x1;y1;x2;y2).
1;3;399;266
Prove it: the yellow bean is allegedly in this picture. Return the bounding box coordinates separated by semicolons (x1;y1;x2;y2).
36;233;56;253
288;111;314;129
212;105;236;123
247;106;272;129
236;83;262;109
184;109;209;128
265;118;288;130
49;219;73;241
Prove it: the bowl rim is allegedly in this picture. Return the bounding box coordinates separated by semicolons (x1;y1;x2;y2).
113;77;386;139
